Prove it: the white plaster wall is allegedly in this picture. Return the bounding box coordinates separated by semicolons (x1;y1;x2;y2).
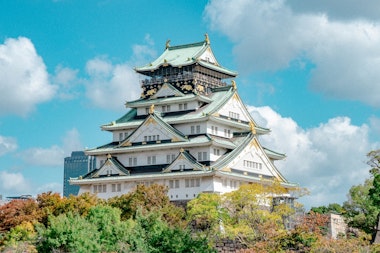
174;122;207;136
219;97;250;123
113;130;131;142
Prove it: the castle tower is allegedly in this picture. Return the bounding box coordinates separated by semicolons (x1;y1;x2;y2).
70;36;296;202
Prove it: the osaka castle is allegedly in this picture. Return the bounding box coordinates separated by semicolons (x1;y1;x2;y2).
70;35;296;202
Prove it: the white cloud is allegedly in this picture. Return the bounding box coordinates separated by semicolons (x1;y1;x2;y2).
36;182;63;195
85;57;140;110
248;106;375;209
62;128;83;156
18;128;82;167
53;65;80;100
0;171;31;194
84;35;157;111
205;0;380;107
131;34;157;66
21;145;65;167
287;0;380;21
0;135;17;156
0;37;57;116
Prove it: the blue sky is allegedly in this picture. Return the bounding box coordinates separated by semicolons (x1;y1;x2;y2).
0;0;379;210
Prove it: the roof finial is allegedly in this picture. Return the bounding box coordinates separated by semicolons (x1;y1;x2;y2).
205;33;210;44
107;153;112;159
149;104;155;114
165;39;171;49
249;122;256;134
231;80;237;90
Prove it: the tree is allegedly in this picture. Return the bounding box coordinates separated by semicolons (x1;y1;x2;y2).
107;184;185;226
310;203;345;215
37;212;101;253
368;149;380;243
133;211;214;253
186;193;226;240
343;150;380;236
86;205;131;252
0;199;40;232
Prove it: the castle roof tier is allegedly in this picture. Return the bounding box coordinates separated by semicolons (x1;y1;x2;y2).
70;36;297;202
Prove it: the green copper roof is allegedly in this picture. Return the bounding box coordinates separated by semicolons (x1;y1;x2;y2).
135;40;237;77
263;147;286;160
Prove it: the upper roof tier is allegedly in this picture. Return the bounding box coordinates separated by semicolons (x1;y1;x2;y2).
134;35;238;78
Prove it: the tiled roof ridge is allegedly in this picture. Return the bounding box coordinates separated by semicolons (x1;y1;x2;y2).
167;41;205;50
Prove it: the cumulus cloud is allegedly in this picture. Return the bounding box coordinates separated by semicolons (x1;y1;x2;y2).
85;57;140;110
53;65;80;100
131;34;157;66
0;135;17;156
248;106;373;208
0;171;31;194
205;0;380;107
36;182;63;195
0;37;57;116
18;128;82;167
287;0;380;21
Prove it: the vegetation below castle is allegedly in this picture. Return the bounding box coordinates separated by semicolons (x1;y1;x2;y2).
1;150;379;253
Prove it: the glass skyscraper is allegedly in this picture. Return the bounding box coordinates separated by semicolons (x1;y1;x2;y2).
63;151;95;197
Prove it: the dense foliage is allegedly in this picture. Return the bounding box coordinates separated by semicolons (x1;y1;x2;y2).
1;150;380;252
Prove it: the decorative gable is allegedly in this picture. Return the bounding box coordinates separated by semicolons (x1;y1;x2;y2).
91;154;129;178
151;83;184;99
199;47;218;65
163;149;205;173
119;112;187;146
212;134;286;181
216;91;253;124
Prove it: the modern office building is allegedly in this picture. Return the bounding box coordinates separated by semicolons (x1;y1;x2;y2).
63;151;95;197
70;35;297;202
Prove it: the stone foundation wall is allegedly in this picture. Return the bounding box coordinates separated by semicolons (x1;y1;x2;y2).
215;239;247;253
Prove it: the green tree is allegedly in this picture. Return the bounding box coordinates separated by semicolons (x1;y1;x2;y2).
186;193;226;242
37;212;101;253
134;211;214;253
343;150;380;236
107;184;185;226
310;203;345;215
86;205;130;252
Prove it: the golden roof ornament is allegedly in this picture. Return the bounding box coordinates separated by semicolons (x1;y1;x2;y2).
205;33;210;44
249;121;256;134
149;104;155;114
165;39;170;49
107;153;112;159
231;80;237;90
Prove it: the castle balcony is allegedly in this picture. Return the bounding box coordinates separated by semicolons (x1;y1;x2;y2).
140;72;227;88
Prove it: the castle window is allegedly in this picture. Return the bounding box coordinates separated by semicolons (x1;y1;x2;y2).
119;133;123;141
129;157;137;166
93;184;107;193
167;154;176;163
196;125;200;133
185;178;200;188
229;111;240;120
169;179;179;189
147;156;156;165
112;183;122;192
244;160;262;169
